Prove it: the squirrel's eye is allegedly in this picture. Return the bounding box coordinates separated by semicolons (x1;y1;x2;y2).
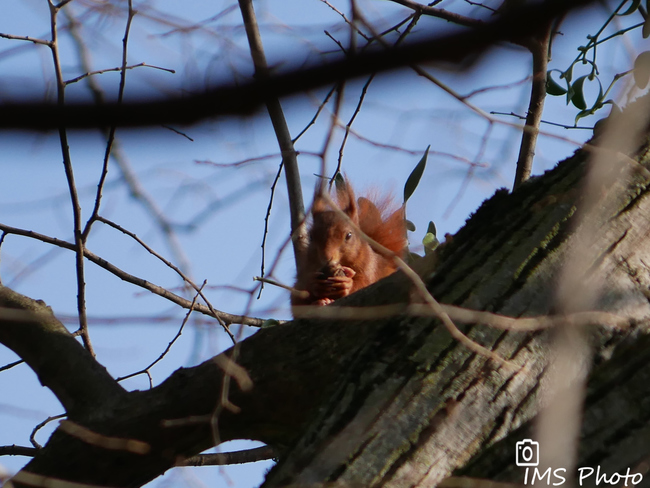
345;232;353;241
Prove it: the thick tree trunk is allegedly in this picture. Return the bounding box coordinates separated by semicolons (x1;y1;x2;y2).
262;149;650;486
3;99;650;487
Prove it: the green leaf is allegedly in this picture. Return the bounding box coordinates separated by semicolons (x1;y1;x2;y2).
573;77;604;124
422;222;439;253
618;0;641;15
634;51;650;88
261;319;280;328
565;74;575;104
422;232;439;254
564;64;574;83
404;146;429;204
546;70;568;96
406;219;416;232
574;109;593;125
570;76;588;110
426;221;437;238
333;172;346;191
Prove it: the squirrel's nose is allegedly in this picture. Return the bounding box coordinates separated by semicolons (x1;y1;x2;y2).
319;259;339;276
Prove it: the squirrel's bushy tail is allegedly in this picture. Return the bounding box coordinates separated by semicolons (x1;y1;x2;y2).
355;193;407;258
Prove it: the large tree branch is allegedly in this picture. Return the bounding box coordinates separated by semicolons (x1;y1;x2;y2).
261;101;650;485
3;279;383;487
0;0;595;131
0;287;125;417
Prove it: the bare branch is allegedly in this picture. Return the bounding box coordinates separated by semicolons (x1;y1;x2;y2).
47;0;94;355
0;223;267;327
82;1;136;242
0;358;23;372
387;0;484;27
30;414;65;449
63;6;192;274
180;445;277;466
513;22;553;189
0;0;597;131
0;32;51;46
0;445;38;457
293;303;629;332
95;217;235;341
238;0;308;270
116;282;206;384
65;63;174;85
58;420;150;454
0;287;124;416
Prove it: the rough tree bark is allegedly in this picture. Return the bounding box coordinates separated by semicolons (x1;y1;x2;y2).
3;98;650;487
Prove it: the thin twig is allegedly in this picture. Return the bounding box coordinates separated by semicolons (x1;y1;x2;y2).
258;163;284;298
65;62;174;85
492;111;593;130
338;118;488;166
513;21;553;190
444;122;493;217
96;216;235;343
179;445;277;466
117;282;207;384
63;6;192;274
254;276;309;299
0;222;267;327
0;359;24;372
161;125;193;141
462;75;532;99
386;0;484;27
353;10;495;126
30;414;66;449
335;74;375;177
0;32;51;46
82;0;136;242
47;0;94;356
324;30;347;54
335;12;424;177
321;84;345;180
318;0;371;41
288;296;629;330
238;0;307;268
58;420;150;454
197;151;320;168
292;86;338;143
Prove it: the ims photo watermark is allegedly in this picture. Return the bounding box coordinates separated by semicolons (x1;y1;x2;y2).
515;439;643;486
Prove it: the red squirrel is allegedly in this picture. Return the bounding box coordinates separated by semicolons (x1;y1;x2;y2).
292;180;407;309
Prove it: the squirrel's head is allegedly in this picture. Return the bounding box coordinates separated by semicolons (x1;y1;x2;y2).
309;182;364;275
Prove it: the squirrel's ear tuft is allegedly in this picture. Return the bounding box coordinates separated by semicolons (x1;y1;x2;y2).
337;180;358;222
312;193;328;213
312;179;329;213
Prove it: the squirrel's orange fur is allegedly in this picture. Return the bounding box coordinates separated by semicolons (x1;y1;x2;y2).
292;180;407;310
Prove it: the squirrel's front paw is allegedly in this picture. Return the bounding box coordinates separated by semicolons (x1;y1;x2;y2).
314;279;353;300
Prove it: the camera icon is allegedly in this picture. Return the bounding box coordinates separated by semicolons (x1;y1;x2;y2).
516;439;539;466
